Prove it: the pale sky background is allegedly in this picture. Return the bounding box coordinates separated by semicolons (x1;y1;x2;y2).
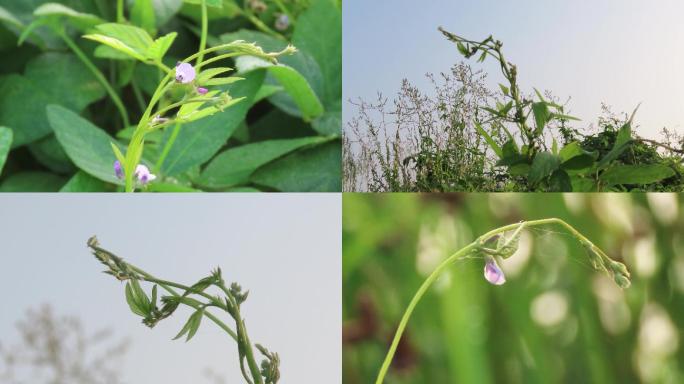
343;0;684;140
0;194;341;384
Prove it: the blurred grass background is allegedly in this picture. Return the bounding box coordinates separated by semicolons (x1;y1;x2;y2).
343;193;684;384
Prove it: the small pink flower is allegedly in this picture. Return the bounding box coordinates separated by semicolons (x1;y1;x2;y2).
197;87;208;95
175;62;196;84
134;164;156;185
484;256;506;285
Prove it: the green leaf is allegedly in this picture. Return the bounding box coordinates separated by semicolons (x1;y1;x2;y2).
474;122;502;158
311;105;341;135
60;171;112;192
160;70;265;176
130;278;151;313
531;102;550;135
0;127;12;175
496;140;525;167
83;23;155;62
221;30;324;118
251;140;341;191
28;135;75;174
199;136;329;188
571;176;597;192
528;152;560;185
508;163;530;177
0;6;23;29
600;164;676;185
33;3;104;31
0;172;66;192
131;0;156;35
236;56;324;121
196;67;233;84
597;119;633;169
0;53;106;147
173;308;204;342
151;285;158;308
548;169;572;192
559;141;598;170
83;33;147;61
47;105;124;185
151;0;184;26
177;90;219;118
147;32;177;61
125;282;146;317
292;0;341;107
498;83;509;96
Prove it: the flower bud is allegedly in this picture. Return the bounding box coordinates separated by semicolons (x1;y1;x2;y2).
113;160;124;179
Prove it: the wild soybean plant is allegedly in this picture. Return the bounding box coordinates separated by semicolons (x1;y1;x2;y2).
75;23;296;192
87;237;279;384
438;28;677;191
375;218;631;384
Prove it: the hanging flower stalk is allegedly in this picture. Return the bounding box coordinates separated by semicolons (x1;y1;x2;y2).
374;218;631;384
86;237;280;384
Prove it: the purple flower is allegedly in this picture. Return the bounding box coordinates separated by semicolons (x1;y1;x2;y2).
275;14;290;31
484;256;506;285
175;62;196;84
197;87;208;95
134;164;156;185
113;160;124;179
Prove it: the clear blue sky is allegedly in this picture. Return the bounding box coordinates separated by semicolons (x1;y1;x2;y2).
0;194;341;384
343;0;684;139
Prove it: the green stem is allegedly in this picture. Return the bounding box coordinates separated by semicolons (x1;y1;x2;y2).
237;315;263;384
154;96;218;118
218;283;263;384
155;122;182;173
242;7;285;40
375;218;613;384
59;31;130;128
116;0;124;22
197;0;208;66
131;78;147;113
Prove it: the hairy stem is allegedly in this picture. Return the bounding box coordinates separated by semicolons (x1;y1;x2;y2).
59;31;130;128
154;122;182;173
116;0;124;23
197;0;208;66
